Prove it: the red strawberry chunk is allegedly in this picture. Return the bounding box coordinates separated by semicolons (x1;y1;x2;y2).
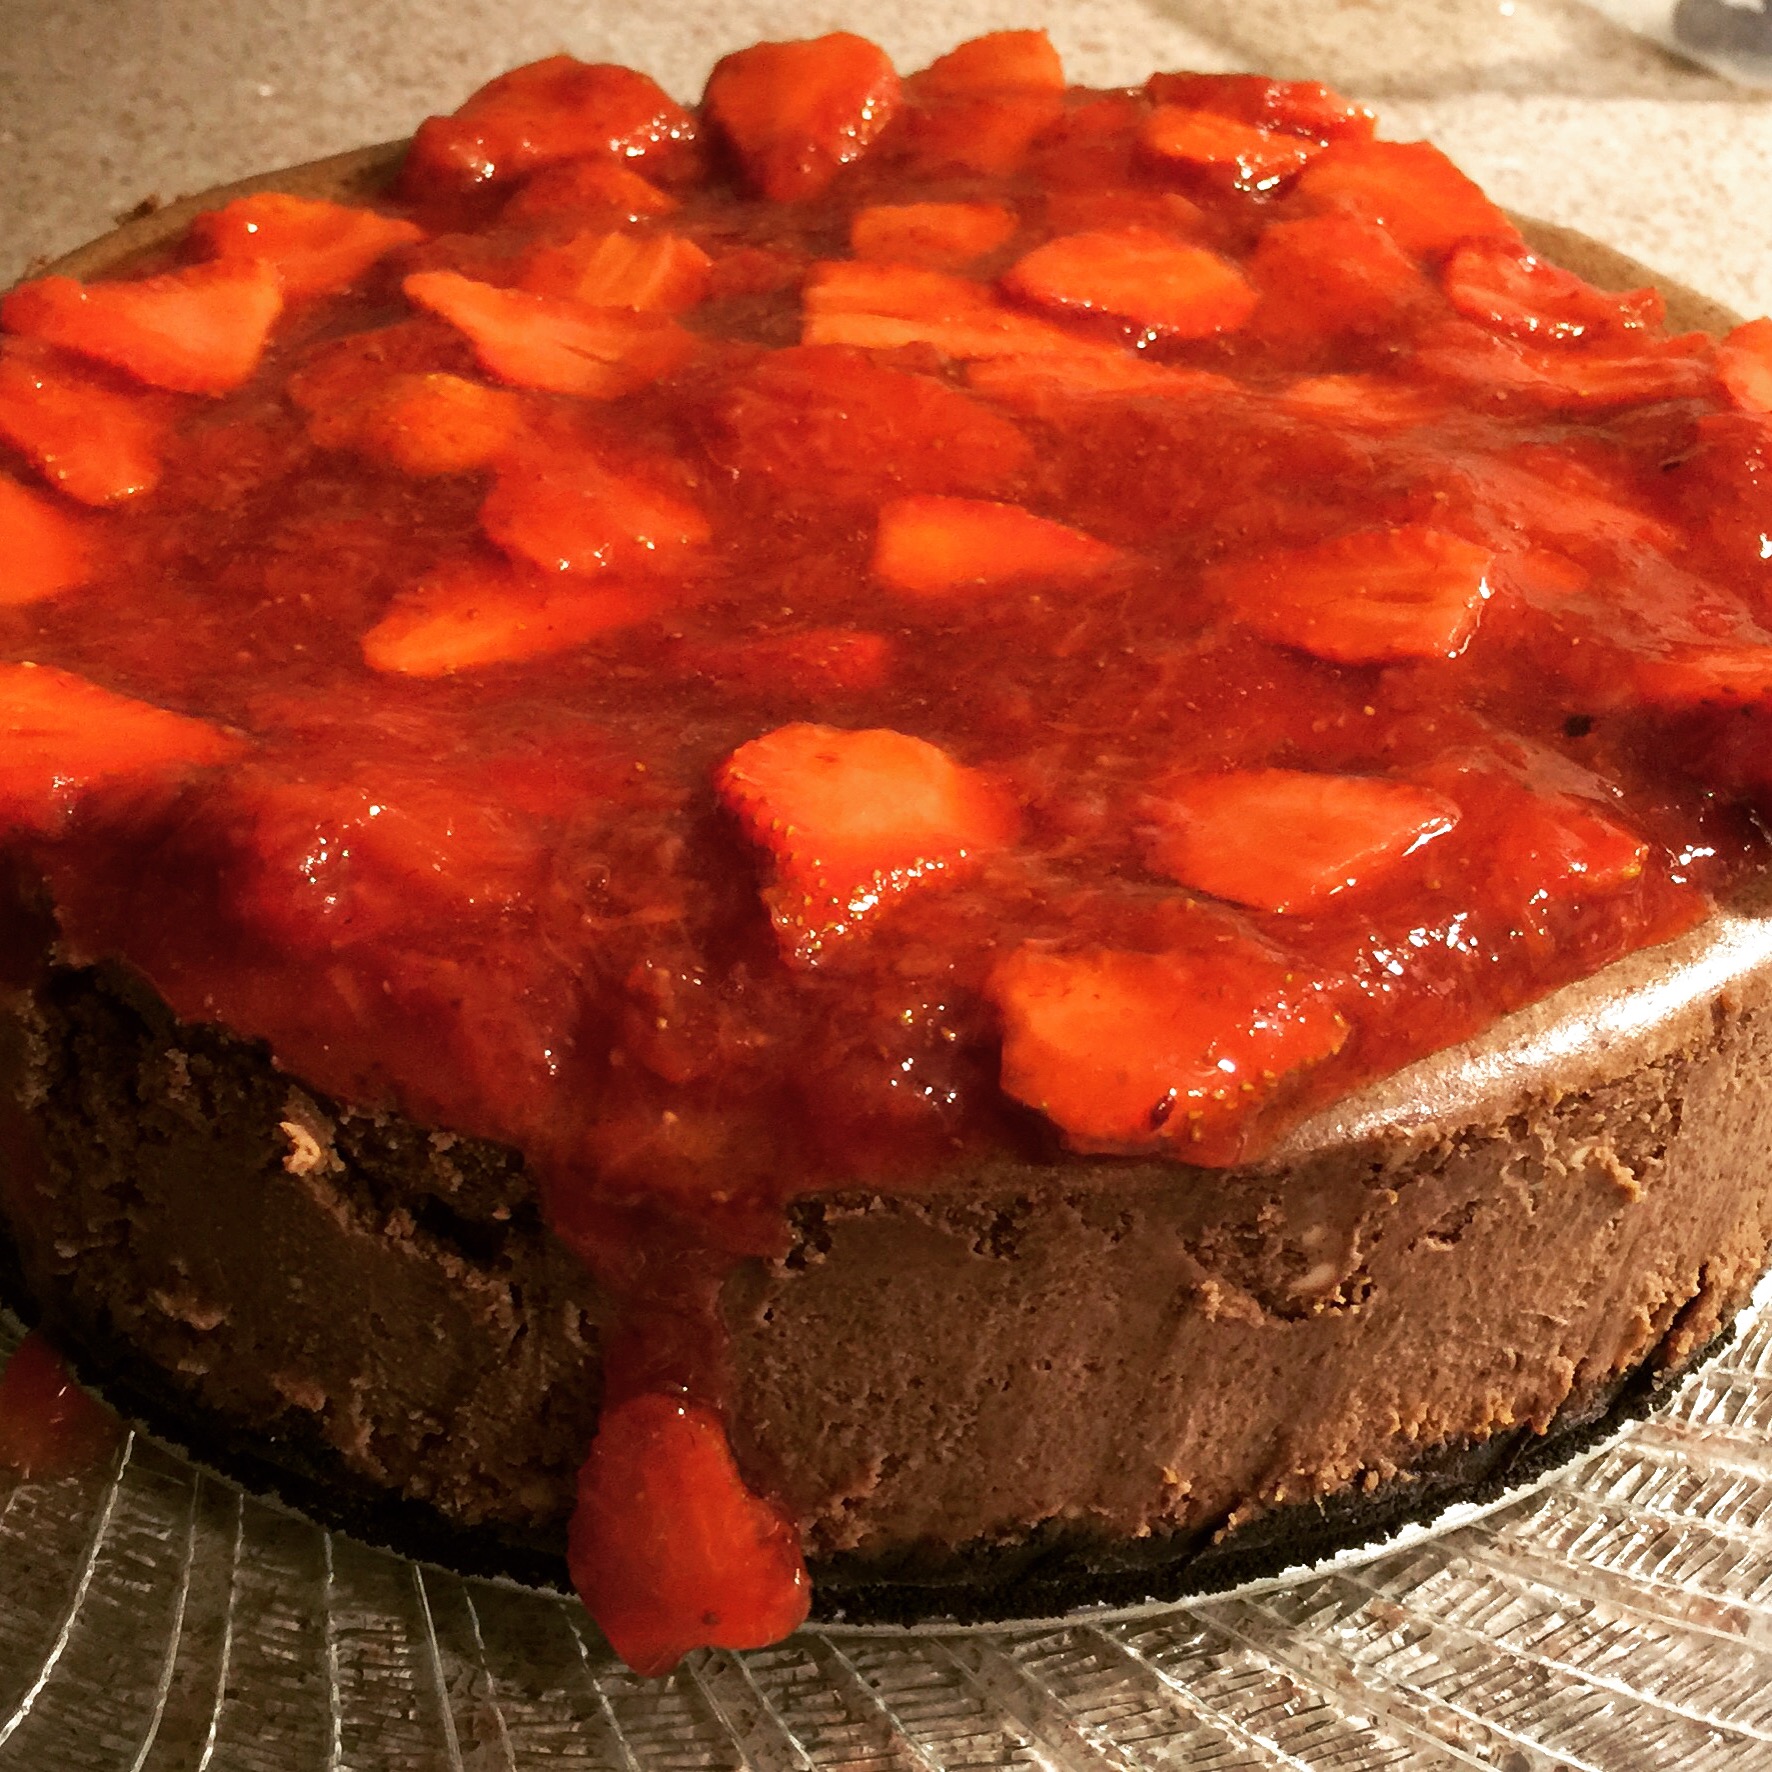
1001;233;1256;340
873;495;1122;596
306;372;524;476
1295;140;1519;260
1488;790;1647;900
480;446;709;576
1277;374;1443;430
899;92;1066;179
0;344;166;505
1144;769;1459;914
1249;215;1429;343
0;661;242;834
519;230;712;312
704;34;900;202
711;344;1032;503
1140;107;1323;190
569;1394;809;1677
1719;317;1772;414
401;57;697;195
717;722;1018;960
403;269;694;397
803;260;1121;360
1412;322;1716;409
500;160;679;226
1442;241;1662;344
2;261;283;395
1213;525;1495;665
850;201;1018;269
1144;72;1376;143
914;30;1065;93
190;193;424;301
363;557;666;676
0;1333;121;1480
1633;644;1772;710
988;943;1348;1159
0;472;91;604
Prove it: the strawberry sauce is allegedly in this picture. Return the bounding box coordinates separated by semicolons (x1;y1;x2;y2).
3;29;1772;1665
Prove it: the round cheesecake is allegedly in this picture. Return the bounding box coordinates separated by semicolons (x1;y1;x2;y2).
3;35;1771;1663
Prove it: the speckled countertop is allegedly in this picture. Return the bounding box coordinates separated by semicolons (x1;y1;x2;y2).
0;0;1768;316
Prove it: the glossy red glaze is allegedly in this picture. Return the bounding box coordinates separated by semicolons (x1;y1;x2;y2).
0;1332;122;1480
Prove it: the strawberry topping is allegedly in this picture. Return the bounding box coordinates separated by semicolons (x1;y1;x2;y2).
850;201;1019;269
1295;139;1519;259
520;230;714;312
1140;106;1324;190
1001;232;1257;339
873;495;1123;596
0;344;166;504
305;371;524;475
190;193;425;300
0;472;91;605
0;1333;122;1480
1719;317;1772;413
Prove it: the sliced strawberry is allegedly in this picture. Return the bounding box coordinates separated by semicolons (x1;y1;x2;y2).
500;159;680;226
1248;214;1429;345
1213;526;1495;665
1000;233;1256;340
480;446;709;576
0;344;166;504
570;1394;809;1677
306;372;525;476
0;1333;121;1480
1143;72;1376;143
704;34;900;202
1442;241;1662;345
190;193;424;301
1633;644;1772;710
2;261;283;395
1044;188;1205;239
0;472;91;604
1144;769;1459;914
685;627;892;695
710;344;1032;503
1412;322;1715;410
1719;317;1772;414
403;269;694;397
706;245;806;300
965;353;1237;414
519;230;712;312
716;722;1018;960
914;29;1065;93
401;57;698;195
873;495;1122;596
1139;106;1323;190
988;943;1347;1159
1485;788;1647;900
0;661;242;834
283;319;469;415
850;201;1018;269
803;260;1122;360
1277;374;1444;430
1295;140;1518;260
362;557;666;676
898;92;1066;179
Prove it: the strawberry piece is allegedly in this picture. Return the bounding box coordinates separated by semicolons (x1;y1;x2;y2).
0;661;242;834
1486;789;1646;900
804;260;1120;359
500;160;679;227
873;495;1122;596
1277;374;1443;430
850;201;1018;269
401;57;697;195
914;30;1065;93
0;344;165;504
988;943;1347;1159
899;92;1065;179
1144;72;1376;143
1633;644;1772;710
711;344;1032;503
3;261;283;396
1412;322;1715;409
519;230;712;312
1213;526;1495;665
1044;188;1205;239
1295;140;1519;260
704;34;900;202
1139;106;1323;190
1719;317;1772;414
716;722;1017;960
966;353;1237;414
569;1394;809;1677
1001;233;1256;340
1248;215;1429;343
0;472;91;604
362;558;666;676
403;269;694;397
480;447;709;576
306;372;524;476
1442;241;1662;345
190;193;424;301
706;245;806;300
1144;769;1459;914
686;627;892;695
0;1333;121;1480
283;319;469;415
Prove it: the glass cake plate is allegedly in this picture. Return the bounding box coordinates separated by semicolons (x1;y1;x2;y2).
2;1280;1771;1771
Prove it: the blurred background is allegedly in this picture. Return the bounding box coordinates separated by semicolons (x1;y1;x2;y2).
2;0;1770;313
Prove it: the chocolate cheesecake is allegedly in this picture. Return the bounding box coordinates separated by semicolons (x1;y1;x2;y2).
3;31;1772;1671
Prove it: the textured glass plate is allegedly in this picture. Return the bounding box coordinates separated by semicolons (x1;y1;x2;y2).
5;1286;1772;1770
